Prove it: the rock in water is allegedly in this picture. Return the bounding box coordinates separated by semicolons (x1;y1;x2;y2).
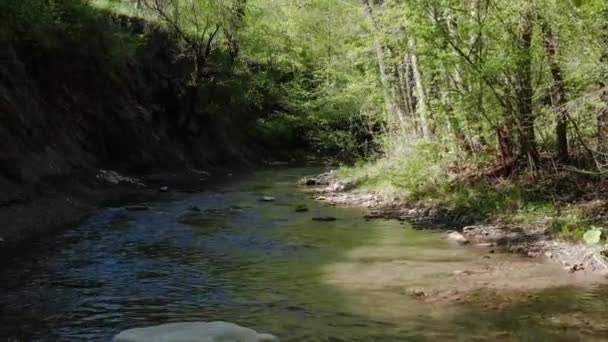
295;205;309;212
260;196;275;202
113;321;277;342
159;186;169;192
312;216;337;222
447;231;469;245
124;205;150;211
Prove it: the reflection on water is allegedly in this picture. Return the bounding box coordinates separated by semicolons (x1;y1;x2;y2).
1;168;608;341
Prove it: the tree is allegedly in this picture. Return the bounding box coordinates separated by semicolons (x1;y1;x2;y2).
514;0;539;169
539;12;569;162
360;0;407;137
144;0;223;129
598;6;608;163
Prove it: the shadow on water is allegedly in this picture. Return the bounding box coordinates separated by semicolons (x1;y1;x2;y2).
1;167;608;341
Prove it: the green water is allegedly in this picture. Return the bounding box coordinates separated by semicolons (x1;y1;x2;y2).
1;168;608;341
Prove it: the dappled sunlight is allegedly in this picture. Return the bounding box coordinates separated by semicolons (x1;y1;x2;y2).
320;219;605;331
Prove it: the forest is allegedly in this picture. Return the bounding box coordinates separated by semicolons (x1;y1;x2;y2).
2;0;608;239
1;0;607;235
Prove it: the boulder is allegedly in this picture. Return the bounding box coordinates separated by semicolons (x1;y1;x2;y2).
447;231;469;245
113;321;277;342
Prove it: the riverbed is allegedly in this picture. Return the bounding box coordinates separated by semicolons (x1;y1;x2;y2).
1;168;608;341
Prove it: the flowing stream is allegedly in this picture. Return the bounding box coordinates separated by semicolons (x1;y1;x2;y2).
2;168;608;341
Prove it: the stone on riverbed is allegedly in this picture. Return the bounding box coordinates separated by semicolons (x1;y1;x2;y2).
259;196;275;202
447;231;469;245
313;216;337;222
113;321;277;342
124;205;150;211
295;205;309;212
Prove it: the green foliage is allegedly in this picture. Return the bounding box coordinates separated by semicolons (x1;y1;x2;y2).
2;0;142;66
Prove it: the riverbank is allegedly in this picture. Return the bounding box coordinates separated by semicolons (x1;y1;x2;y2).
303;171;608;276
0;166;245;256
0;4;272;254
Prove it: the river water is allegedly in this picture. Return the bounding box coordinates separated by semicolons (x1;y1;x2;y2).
2;168;608;341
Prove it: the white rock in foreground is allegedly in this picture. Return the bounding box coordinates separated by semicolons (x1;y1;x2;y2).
447;231;469;245
113;321;277;342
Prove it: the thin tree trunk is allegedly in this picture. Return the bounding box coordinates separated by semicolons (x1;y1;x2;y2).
597;7;608;164
515;0;539;169
444;13;471;151
401;54;417;127
360;0;406;134
539;15;569;162
408;37;430;138
468;0;484;151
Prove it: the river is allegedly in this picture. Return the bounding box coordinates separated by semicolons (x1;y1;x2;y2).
1;168;608;341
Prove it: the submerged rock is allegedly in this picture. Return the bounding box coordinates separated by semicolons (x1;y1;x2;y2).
312;216;337;222
260;196;275;202
295;205;309;212
297;177;318;186
124;205;150;211
447;231;469;245
113;321;277;342
267;160;289;166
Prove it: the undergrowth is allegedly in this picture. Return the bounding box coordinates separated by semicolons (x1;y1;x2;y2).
338;141;603;241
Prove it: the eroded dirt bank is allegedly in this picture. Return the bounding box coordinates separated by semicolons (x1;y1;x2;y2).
303;171;608;277
0;168;241;255
0;15;260;250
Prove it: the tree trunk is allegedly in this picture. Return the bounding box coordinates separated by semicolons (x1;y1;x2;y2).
408;37;430;138
515;1;539;169
360;0;406;134
598;8;608;163
540;15;569;162
400;54;417;126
